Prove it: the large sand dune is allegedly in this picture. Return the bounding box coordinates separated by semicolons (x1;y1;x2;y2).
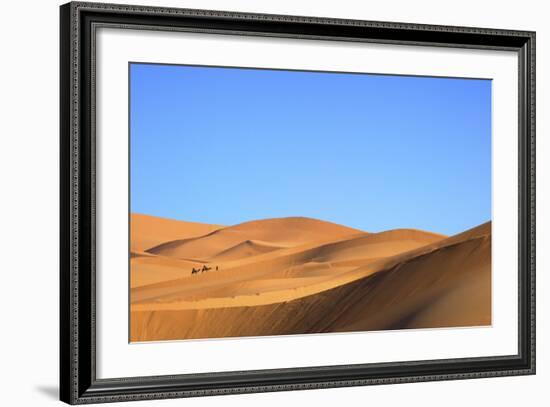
130;214;491;342
131;213;223;253
147;216;362;260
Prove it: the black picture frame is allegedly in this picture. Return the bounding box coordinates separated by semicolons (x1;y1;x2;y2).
60;2;536;404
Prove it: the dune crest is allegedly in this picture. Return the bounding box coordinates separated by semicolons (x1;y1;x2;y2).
131;213;223;252
211;239;288;262
146;216;363;260
130;215;491;342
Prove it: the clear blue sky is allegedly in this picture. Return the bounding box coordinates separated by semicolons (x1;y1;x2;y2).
130;63;491;235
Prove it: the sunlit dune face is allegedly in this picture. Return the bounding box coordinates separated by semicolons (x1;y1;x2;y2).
129;214;491;342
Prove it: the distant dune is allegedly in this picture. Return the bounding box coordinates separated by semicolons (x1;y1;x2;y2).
211;239;287;262
146;216;362;260
131;213;223;253
130;214;491;342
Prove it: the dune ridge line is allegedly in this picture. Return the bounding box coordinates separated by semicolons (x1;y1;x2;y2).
129;214;490;342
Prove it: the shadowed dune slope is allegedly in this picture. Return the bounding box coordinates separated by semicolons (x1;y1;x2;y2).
210;239;287;262
131;213;223;252
147;216;363;260
130;214;491;342
130;214;224;287
303;228;445;264
130;227;446;304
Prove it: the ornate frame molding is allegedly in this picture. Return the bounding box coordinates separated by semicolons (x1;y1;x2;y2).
60;2;535;404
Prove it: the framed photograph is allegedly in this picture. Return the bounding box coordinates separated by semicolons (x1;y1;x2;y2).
60;1;536;404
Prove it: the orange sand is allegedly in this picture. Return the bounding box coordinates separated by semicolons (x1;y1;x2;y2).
130;214;491;341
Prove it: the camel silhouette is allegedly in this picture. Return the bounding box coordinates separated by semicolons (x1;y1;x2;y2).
192;265;216;275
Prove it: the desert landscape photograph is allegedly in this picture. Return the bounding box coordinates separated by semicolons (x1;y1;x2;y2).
129;63;492;342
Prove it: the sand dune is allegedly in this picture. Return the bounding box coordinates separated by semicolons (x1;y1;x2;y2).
131;213;223;252
131;227;446;304
131;254;206;288
147;216;362;260
130;215;491;342
210;239;287;262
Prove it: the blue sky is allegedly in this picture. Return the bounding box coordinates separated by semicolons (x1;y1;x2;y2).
130;63;491;235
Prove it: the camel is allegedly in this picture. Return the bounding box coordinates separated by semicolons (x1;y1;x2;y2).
192;265;217;275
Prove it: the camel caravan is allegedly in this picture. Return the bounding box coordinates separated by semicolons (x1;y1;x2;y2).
191;265;219;275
